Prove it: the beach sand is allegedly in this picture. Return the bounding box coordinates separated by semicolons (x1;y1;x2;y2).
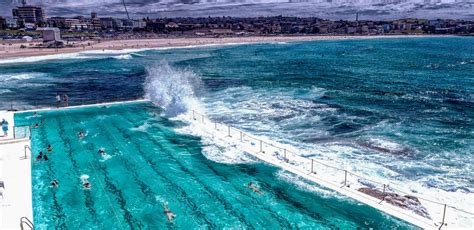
0;35;444;60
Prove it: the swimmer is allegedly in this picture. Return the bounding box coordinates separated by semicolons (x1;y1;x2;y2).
247;182;263;195
81;175;91;189
33;112;37;117
47;144;53;152
83;182;91;189
78;130;84;138
97;148;106;156
36;152;43;161
43;154;49;161
34;123;39;128
50;179;59;188
163;203;176;224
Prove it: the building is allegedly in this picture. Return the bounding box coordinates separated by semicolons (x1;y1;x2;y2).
0;17;6;30
48;17;66;28
12;0;45;24
64;18;80;28
132;20;146;29
37;27;64;48
90;12;101;30
100;17;114;30
6;18;18;29
38;27;61;42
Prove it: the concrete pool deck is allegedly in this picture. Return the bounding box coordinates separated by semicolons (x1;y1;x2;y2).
0;110;33;230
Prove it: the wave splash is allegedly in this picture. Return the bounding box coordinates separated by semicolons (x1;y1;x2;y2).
144;61;204;117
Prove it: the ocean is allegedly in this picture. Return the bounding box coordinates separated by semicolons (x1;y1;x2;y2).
1;37;473;227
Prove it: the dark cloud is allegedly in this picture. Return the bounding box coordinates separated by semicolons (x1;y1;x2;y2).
0;0;472;20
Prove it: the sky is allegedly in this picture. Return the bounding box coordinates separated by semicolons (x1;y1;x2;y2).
1;0;473;20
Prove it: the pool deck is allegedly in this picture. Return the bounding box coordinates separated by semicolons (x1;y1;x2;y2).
0;110;33;230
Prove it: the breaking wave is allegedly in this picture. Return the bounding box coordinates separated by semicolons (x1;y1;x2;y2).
112;54;133;60
0;73;45;82
144;61;204;117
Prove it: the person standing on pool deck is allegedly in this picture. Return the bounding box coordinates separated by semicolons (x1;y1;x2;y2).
63;94;69;107
56;94;61;108
1;119;8;137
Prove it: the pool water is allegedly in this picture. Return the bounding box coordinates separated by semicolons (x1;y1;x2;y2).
15;102;417;229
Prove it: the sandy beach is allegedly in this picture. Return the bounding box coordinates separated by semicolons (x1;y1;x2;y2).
0;35;446;60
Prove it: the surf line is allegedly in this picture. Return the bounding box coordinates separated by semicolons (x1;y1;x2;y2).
185;109;471;230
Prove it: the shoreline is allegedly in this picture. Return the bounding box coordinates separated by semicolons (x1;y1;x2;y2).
0;34;453;60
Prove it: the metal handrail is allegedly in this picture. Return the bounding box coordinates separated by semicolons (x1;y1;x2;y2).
190;109;474;227
20;216;34;230
22;145;31;160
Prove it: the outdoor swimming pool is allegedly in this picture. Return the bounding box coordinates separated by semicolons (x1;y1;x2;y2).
15;102;417;229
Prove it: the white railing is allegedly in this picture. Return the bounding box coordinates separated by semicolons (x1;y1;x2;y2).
3;95;144;112
190;109;473;229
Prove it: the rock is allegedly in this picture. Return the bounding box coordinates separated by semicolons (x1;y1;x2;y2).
358;187;431;219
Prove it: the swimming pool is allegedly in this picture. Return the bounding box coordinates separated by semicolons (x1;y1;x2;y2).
15;102;417;229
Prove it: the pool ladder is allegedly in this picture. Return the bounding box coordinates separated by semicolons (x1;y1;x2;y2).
20;217;34;230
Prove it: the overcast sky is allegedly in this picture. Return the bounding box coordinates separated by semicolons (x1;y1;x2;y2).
1;0;473;20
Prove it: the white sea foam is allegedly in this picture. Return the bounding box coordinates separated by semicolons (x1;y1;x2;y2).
0;89;12;94
0;73;45;82
130;120;153;132
0;42;257;65
142;58;473;228
0;53;84;64
144;61;204;117
112;54;133;60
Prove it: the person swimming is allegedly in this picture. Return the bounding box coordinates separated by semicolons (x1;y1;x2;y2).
43;154;49;161
81;175;91;190
78;130;84;138
247;182;263;195
34;123;39;128
50;179;59;188
163;203;176;224
36;152;43;161
97;148;106;156
83;182;91;189
47;144;53;152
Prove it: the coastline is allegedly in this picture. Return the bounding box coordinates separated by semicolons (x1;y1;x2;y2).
0;34;450;60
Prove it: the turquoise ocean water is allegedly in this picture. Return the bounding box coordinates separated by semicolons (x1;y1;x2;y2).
2;37;473;228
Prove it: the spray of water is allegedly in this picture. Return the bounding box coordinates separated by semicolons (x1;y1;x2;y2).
144;61;204;117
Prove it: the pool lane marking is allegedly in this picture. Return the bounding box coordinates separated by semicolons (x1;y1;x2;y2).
64;109;146;229
82;114;166;228
55;116;101;223
113;104;259;227
118;104;319;228
89;106;216;227
115;104;298;228
60;110;125;230
30;117;69;228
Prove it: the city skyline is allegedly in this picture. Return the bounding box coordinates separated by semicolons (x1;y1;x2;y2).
0;0;473;20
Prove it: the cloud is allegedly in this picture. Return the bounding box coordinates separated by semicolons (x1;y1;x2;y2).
0;0;472;20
